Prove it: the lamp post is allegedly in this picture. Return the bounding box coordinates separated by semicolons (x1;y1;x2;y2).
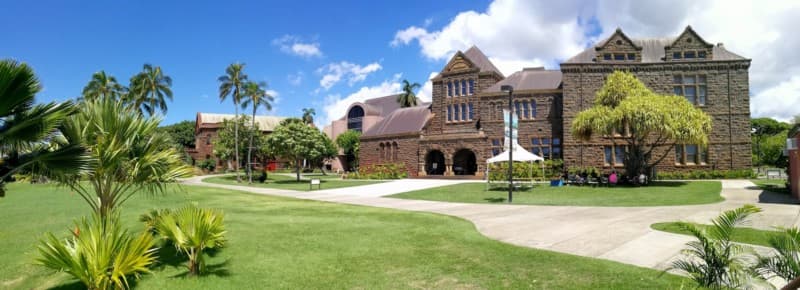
501;85;514;203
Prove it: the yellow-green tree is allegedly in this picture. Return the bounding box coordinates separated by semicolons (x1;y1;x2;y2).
571;71;712;178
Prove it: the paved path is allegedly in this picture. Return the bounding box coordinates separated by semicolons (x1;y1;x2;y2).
184;175;799;272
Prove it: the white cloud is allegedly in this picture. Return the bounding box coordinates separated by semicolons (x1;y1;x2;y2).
317;61;382;90
393;0;800;120
318;76;403;128
287;72;303;86
272;35;323;58
416;72;438;102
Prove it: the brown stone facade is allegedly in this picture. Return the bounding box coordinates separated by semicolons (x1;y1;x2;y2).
360;133;421;176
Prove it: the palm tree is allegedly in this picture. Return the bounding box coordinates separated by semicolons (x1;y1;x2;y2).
54;98;193;218
669;205;767;289
302;108;315;124
241;81;273;183
81;71;127;101
128;64;173;116
397;79;420;108
154;205;226;276
0;59;88;197
218;63;248;182
758;227;800;289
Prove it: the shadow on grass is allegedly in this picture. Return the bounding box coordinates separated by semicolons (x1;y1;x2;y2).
170;259;231;278
484;197;507;203
49;281;85;290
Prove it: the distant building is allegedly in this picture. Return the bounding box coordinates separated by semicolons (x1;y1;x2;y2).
189;112;286;170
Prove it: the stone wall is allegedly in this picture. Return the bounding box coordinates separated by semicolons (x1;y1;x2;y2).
360;134;421;176
560;60;752;174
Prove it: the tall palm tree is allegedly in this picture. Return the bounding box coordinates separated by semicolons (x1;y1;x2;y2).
0;59;88;197
81;71;127;101
397;79;421;108
128;64;173;116
241;81;273;183
218;63;248;182
302;108;315;125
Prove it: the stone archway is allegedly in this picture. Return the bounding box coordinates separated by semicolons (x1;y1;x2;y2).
452;149;477;175
425;150;445;175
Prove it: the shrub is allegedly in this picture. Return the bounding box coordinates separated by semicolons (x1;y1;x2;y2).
198;159;216;172
38;214;156;290
154;205;226;275
656;169;756;180
257;171;267;183
356;163;407;179
489;160;563;181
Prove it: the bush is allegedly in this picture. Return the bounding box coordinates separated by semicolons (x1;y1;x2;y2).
356;163;407;179
257;171;267;183
656;169;756;180
153;205;226;276
489;159;564;181
198;159;216;172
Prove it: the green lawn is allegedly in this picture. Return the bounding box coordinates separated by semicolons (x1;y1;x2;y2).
390;181;723;206
202;173;381;191
651;222;780;247
0;182;689;289
751;179;790;195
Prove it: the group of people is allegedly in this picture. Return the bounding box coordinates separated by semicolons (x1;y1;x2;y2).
561;170;648;186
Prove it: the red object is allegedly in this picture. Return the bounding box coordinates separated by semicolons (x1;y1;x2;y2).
266;160;277;171
789;134;800;199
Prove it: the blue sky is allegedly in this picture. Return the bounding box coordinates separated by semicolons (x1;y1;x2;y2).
4;0;799;125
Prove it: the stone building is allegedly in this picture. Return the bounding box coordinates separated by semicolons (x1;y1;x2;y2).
353;26;752;177
189;112;286;170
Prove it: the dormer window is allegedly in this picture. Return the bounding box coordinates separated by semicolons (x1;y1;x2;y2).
614;54;625;61
684;51;696;59
673;52;682;59
604;54;611;60
627;53;635;60
697;51;707;59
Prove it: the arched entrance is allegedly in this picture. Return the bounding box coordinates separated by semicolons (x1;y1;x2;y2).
453;149;477;175
425;150;445;175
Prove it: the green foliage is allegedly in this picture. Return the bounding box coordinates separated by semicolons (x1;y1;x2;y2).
154;205;226;276
757;227;800;285
489;159;564;181
54;98;194;217
257;170;267;183
302;108;315;124
398;79;420;108
656;169;756;180
37;214;156;290
566;165;600;176
157;120;196;148
126;64;173;116
212;115;267;167
0;59;89;197
198;159;216;172
81;71;127;102
335;130;361;170
751;117;791;167
669;205;767;289
265;119;336;181
355;163;407;179
218;62;249;182
572;71;712;178
240;80;274;183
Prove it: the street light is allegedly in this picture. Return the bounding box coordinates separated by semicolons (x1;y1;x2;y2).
501;84;514;203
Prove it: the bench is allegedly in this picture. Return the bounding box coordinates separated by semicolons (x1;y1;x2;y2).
767;170;782;179
309;179;321;190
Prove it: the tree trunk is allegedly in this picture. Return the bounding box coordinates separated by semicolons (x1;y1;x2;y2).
296;158;301;182
782;276;800;290
248;106;256;184
234;105;241;183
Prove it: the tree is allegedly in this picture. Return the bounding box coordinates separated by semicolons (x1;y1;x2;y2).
751;117;791;166
571;71;712;178
398;79;420;108
302;108;315;125
218;63;248;182
758;227;800;289
156;120;196;148
669;205;766;289
265;118;335;181
128;64;173;116
81;71;127;101
309;133;337;175
212;116;266;171
154;205;225;276
335;130;361;171
241;81;274;183
0;59;88;197
54;98;193;218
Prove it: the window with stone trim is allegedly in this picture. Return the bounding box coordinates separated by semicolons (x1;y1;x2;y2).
447;105;452;121
530;137;559;159
490;139;502;156
447;81;453;97
673;74;707;106
522;100;530;119
461;103;467;120
603;144;626;167
379;143;385;162
468;103;474;120
468;79;475;95
675;144;708;165
461;79;467;95
446;103;475;123
453;104;460;121
392;142;398;162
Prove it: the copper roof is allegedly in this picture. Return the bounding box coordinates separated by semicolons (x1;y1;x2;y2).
361;106;431;137
196;113;286;131
485;67;562;92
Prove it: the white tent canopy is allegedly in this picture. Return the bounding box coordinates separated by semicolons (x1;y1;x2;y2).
487;146;544;163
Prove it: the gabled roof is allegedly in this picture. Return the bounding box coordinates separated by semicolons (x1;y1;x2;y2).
667;25;713;48
361;106;431;137
196;113;286;132
485;67;562;93
594;28;642;50
339;94;410;120
463;46;504;77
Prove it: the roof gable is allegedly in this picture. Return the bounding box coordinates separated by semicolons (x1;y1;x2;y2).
441;51;477;74
667;26;713;49
595;28;642;51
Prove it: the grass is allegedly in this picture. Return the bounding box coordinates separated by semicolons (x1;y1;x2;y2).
0;182;690;289
391;181;723;206
651;222;780;247
202;173;381;191
751;178;790;195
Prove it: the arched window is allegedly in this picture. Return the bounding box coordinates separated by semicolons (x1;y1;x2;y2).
454;80;460;96
453;104;460;121
461;80;467;95
496;103;503;121
531;100;537;118
468;79;475;95
522;100;529;119
379;143;385;162
461;103;467;120
347;106;364;132
392;142;398;161
206;134;212;145
447;81;453;97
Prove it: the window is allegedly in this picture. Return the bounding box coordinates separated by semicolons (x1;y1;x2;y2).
531;101;537;118
603;53;611;60
531;138;540;145
614;54;625;61
542;138;550;145
490;139;502;156
673;52;682;59
461;80;467;95
627;53;635;60
455;81;460;96
530;137;559;160
347;106;364;132
392;142;398;162
541;147;550;158
461;103;467;121
468;103;474;120
379;143;385;162
447;105;452;121
552;147;561;159
553;138;561;145
453;104;460;121
522;100;529;119
698;51;707;59
514;101;521;117
447;81;453;97
468;79;475;95
604;145;625;166
684;51;696;59
674;74;707;106
676;144;708;165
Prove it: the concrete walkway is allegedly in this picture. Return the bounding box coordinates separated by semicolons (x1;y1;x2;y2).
184;175;799;271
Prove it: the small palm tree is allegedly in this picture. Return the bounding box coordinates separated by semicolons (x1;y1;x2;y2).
218;63;248;182
0;59;88;197
758;227;800;289
397;79;420;108
81;71;127;101
54;98;193;218
241;81;273;183
302;108;315;124
128;64;173;116
669;204;766;289
155;205;226;276
38;213;157;290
